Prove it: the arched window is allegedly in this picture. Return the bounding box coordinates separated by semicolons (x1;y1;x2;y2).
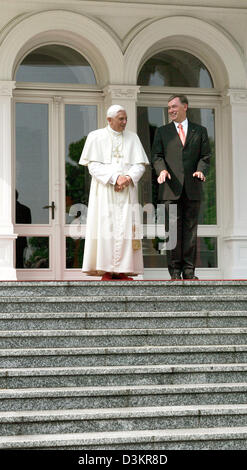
138;50;213;88
137;50;219;276
16;44;96;84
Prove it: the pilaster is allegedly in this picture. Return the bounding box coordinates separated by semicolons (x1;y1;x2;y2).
221;88;247;278
103;85;140;132
0;81;17;280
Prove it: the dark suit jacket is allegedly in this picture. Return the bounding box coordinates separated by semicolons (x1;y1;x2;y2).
152;120;211;201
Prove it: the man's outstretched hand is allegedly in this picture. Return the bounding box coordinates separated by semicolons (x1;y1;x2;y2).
193;171;206;182
157;170;171;184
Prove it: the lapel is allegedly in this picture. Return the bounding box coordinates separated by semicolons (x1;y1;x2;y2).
184;120;196;148
165;121;197;148
166;122;183;146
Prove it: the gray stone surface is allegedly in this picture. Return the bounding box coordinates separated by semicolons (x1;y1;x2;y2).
1;327;247;349
1;344;247;368
1;404;247;436
0;294;247;312
1;280;247;298
1;363;247;389
1;383;247;411
1;427;247;450
1;310;247;330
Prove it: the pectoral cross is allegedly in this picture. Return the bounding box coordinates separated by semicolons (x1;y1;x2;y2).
114;145;123;163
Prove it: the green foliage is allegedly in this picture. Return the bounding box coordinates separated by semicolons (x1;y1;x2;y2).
66;137;91;206
25;237;49;268
199;138;216;225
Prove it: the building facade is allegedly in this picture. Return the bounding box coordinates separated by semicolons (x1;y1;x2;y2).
0;0;247;280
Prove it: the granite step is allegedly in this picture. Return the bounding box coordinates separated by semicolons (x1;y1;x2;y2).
1;345;247;368
0;404;247;436
1;310;247;330
1;327;247;349
0;295;247;313
1;426;247;450
1;364;247;389
1;383;247;411
0;280;247;297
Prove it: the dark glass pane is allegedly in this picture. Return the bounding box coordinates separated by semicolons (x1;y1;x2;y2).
196;237;217;268
143;237;168;268
137;106;216;225
137;106;167;212
16;45;96;84
65;105;97;224
16;103;49;224
138;50;213;88
66;238;85;269
16;237;49;269
187;108;216;225
143;237;217;268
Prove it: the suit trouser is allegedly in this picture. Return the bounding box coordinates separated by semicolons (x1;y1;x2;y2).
164;187;201;274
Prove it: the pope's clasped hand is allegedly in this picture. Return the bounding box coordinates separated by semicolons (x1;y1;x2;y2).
115;175;132;192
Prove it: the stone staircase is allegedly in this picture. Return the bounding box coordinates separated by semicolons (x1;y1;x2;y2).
0;280;247;449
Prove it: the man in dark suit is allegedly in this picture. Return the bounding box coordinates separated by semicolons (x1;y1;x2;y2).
151;94;211;280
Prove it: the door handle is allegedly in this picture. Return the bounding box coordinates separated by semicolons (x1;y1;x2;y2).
43;201;55;219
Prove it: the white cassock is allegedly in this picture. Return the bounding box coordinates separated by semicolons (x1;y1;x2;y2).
79;125;149;276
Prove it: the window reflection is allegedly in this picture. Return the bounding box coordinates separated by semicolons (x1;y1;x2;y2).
143;237;217;268
15;102;49;224
65;105;97;224
66;238;85;269
16;45;96;84
138;50;213;88
16;237;49;269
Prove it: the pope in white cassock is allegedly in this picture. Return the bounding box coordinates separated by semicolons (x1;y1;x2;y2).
79;105;149;280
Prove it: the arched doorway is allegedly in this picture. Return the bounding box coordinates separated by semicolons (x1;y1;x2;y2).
14;44;102;279
137;49;220;279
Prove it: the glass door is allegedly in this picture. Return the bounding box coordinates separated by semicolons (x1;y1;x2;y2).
15;100;53;279
64;103;97;279
15;98;98;280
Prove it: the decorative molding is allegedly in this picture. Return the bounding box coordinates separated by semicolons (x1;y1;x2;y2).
53;96;63;105
226;89;247;105
104;85;140;101
0;80;16;96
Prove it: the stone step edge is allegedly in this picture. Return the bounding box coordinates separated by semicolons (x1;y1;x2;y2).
1;382;247;399
1;327;247;337
1;310;247;319
1;344;247;357
1;403;247;423
1;426;247;448
1;363;247;377
1;280;247;286
1;295;247;303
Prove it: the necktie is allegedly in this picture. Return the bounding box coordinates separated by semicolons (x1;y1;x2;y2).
178;123;186;146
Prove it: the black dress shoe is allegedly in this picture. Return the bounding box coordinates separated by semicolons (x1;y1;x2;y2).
170;271;182;280
183;273;199;280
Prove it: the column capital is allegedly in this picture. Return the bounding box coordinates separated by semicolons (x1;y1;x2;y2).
222;88;247;105
103;85;140;101
0;81;16;97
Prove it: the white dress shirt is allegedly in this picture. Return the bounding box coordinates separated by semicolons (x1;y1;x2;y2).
174;118;188;137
